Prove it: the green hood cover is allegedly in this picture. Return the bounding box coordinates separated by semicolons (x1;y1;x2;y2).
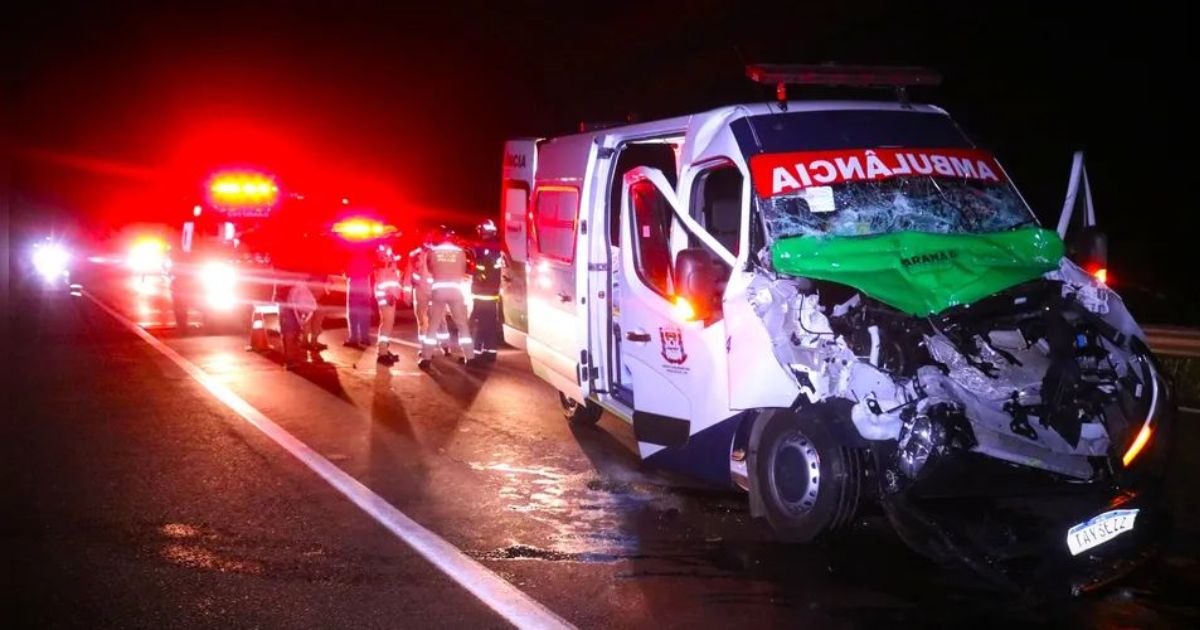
771;227;1065;316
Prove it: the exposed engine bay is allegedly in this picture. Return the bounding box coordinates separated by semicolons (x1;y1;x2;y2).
748;258;1161;484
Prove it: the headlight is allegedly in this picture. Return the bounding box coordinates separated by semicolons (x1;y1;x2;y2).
32;243;70;280
201;262;238;310
128;239;167;274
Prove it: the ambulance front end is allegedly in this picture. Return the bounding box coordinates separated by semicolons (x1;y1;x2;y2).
711;106;1174;593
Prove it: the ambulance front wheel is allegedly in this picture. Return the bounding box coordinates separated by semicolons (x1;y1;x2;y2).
751;405;863;542
559;392;602;426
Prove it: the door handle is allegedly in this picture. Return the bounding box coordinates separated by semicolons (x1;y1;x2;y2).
557;291;572;303
626;330;652;343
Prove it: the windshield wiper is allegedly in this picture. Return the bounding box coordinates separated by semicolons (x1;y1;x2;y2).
1006;218;1039;230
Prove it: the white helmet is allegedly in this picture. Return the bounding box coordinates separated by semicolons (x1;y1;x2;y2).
477;219;498;239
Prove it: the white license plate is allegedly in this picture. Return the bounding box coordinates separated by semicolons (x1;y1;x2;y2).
1066;508;1139;556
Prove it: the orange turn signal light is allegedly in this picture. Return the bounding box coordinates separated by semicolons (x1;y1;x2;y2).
1122;424;1153;468
672;296;697;321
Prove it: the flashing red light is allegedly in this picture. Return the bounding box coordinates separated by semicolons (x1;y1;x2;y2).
128;237;168;274
332;218;396;241
208;172;279;206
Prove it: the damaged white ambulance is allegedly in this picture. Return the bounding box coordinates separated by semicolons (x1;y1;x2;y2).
499;66;1173;591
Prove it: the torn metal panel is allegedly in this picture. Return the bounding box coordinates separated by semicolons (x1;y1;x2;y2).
748;262;1156;482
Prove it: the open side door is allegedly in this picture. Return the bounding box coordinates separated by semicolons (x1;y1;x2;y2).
615;166;732;458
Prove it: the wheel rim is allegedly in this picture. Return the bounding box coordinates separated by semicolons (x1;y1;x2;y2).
769;429;821;516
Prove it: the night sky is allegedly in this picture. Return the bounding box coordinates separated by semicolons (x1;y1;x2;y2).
7;1;1196;321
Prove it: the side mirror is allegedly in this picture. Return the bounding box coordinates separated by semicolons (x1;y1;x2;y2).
673;248;717;321
1069;226;1108;271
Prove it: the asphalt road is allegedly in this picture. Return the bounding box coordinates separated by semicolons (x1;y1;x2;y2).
8;267;1200;628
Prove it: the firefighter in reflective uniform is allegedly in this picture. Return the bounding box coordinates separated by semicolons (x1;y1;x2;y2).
468;219;503;363
408;242;433;362
420;227;474;366
374;245;402;366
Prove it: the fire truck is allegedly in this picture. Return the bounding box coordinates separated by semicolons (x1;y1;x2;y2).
167;169;411;354
170;171;283;331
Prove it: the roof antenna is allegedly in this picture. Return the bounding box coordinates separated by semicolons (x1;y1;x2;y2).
775;82;788;111
895;85;910;108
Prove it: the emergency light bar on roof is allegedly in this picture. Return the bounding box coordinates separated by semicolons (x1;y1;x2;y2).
208;172;280;208
746;64;942;88
746;64;942;107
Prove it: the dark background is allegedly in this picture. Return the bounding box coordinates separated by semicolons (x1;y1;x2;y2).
5;1;1196;322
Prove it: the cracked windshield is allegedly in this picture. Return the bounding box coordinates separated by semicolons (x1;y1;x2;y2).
752;147;1036;240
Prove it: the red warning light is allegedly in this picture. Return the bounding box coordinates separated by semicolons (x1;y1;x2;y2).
332;218;397;241
208;172;279;207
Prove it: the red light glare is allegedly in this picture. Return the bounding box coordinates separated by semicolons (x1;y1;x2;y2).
1093;268;1108;285
208;172;279;206
332;218;396;241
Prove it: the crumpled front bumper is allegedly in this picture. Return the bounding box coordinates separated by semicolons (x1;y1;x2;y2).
879;404;1174;597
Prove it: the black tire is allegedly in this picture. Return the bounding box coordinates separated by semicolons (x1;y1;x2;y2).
559;392;602;426
751;405;864;542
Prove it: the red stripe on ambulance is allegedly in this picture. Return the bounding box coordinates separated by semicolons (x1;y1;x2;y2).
750;148;1006;197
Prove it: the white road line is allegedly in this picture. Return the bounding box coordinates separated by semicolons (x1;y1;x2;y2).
86;292;573;630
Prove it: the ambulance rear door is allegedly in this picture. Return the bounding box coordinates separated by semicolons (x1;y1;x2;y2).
500;139;538;349
525;135;593;400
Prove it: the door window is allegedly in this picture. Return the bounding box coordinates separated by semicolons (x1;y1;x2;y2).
690;163;744;258
629;180;676;297
532;185;578;262
502;182;529;262
627;171;732;320
609;142;679;245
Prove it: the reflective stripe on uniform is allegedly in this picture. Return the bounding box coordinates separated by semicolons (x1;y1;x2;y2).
474;295;500;301
431;281;463;291
436;332;450;340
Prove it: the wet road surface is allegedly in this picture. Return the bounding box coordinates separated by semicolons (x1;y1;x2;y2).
9;268;1200;628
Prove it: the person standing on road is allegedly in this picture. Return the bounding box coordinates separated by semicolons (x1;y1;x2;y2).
344;246;373;349
420;227;474;368
374;245;402;366
304;272;330;351
278;271;316;368
468;219;504;363
408;239;434;361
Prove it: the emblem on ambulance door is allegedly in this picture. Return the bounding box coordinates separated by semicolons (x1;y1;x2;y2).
659;327;688;365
